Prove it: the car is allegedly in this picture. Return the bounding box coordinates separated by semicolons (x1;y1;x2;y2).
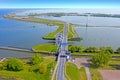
60;55;66;58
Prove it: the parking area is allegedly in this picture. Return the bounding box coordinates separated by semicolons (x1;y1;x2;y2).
73;58;91;68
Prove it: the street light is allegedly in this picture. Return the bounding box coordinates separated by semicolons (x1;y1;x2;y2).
86;14;90;27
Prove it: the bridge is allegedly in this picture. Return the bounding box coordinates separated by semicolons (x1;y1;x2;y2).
52;23;70;80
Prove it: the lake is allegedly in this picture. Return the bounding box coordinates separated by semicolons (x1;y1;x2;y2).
37;15;120;50
0;9;120;58
0;9;57;58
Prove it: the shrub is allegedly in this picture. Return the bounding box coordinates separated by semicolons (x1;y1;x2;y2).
68;45;85;53
117;47;120;54
6;58;24;71
100;46;114;54
84;47;99;53
0;64;4;70
31;54;44;65
39;63;47;74
92;51;112;67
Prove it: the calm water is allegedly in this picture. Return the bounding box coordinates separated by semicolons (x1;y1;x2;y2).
74;27;120;50
0;9;57;58
37;16;120;27
0;9;120;58
37;15;120;50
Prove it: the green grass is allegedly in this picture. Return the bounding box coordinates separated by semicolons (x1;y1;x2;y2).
43;24;64;39
32;44;57;52
90;58;120;70
107;58;120;70
65;62;87;80
79;67;87;80
89;68;103;80
68;24;78;39
0;57;56;80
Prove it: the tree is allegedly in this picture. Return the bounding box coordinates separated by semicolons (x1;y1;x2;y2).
92;51;112;67
100;46;114;54
68;45;85;53
84;47;99;53
31;54;43;65
6;58;24;71
39;63;47;74
117;47;120;54
78;46;85;53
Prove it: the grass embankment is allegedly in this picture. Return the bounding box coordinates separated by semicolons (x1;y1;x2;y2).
32;44;57;52
4;15;79;40
0;57;56;80
89;68;103;80
65;62;87;80
68;24;78;39
97;58;120;70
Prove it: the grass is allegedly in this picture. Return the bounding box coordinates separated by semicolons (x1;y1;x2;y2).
79;67;87;80
89;68;103;80
107;58;120;70
90;58;120;70
68;24;78;39
65;62;87;80
32;44;57;52
43;24;64;39
0;57;56;80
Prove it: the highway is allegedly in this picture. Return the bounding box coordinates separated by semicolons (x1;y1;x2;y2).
56;23;68;80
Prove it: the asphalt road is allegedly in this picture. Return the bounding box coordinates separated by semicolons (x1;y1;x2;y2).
56;23;68;80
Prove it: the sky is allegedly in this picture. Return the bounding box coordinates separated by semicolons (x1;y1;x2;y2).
0;0;120;8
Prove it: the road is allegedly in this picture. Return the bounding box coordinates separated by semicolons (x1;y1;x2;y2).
56;23;68;80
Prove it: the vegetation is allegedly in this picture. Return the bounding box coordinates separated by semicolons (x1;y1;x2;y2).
68;24;78;39
68;45;85;53
117;47;120;54
100;46;114;54
66;62;87;80
109;58;120;70
79;67;87;80
39;63;47;74
31;54;43;65
84;47;99;53
92;51;112;67
5;58;24;71
32;44;57;52
68;45;120;55
43;24;64;39
90;68;103;80
0;55;56;80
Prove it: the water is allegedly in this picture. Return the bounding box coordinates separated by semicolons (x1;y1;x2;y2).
74;27;120;50
0;9;120;58
36;15;120;50
0;9;57;58
37;16;120;27
0;9;17;17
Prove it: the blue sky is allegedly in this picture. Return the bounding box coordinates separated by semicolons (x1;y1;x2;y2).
0;0;120;8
